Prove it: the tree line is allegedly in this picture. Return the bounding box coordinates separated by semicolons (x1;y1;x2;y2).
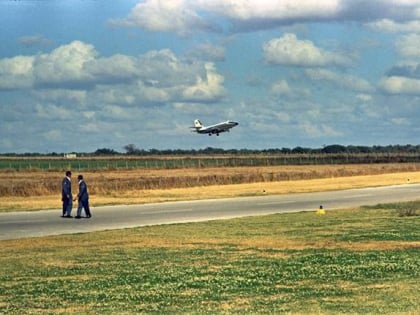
1;144;420;157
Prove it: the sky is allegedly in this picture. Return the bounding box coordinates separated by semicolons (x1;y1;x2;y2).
0;0;419;153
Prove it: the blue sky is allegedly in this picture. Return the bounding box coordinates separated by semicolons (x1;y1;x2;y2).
0;0;419;153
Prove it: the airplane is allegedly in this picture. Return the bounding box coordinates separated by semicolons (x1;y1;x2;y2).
190;119;239;136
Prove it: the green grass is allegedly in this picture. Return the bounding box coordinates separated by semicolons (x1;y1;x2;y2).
0;203;419;314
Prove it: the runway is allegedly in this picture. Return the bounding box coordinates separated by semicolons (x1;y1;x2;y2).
0;184;419;240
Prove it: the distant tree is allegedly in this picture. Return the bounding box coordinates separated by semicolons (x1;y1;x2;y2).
322;144;347;154
201;147;225;154
292;146;311;154
123;144;139;155
94;148;119;155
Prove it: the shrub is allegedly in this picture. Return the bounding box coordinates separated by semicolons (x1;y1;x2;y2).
396;202;419;217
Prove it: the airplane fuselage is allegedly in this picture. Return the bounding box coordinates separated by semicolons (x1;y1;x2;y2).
191;119;239;136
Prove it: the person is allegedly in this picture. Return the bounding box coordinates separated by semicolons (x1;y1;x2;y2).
61;170;73;217
75;174;91;219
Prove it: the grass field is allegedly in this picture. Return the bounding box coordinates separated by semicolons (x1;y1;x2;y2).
0;204;419;314
1;163;419;313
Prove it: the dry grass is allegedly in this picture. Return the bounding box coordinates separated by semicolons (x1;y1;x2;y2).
1;168;419;211
2;163;420;196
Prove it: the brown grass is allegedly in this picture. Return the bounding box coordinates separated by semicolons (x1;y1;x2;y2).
0;165;419;211
2;163;420;196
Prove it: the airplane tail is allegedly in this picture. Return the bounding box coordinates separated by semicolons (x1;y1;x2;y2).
190;119;203;132
194;119;203;128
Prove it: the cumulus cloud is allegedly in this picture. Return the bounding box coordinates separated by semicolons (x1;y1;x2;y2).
0;41;226;104
386;63;420;79
391;117;410;126
199;0;339;21
110;0;218;36
299;120;343;138
396;33;420;59
270;79;310;99
33;89;88;104
182;63;226;101
367;19;420;33
263;33;350;67
186;43;226;61
33;41;97;87
113;0;420;35
305;68;374;92
35;103;73;120
86;54;139;83
356;93;373;102
379;76;420;95
271;80;291;95
377;28;420;96
0;56;34;89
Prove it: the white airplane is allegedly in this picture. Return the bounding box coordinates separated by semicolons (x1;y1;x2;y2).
190;119;239;136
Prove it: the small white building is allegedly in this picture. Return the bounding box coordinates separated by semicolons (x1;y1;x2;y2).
64;153;77;159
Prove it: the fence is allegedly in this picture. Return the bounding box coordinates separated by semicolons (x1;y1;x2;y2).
1;153;420;171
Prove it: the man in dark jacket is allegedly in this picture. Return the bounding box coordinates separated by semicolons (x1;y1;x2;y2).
61;170;73;217
75;174;91;219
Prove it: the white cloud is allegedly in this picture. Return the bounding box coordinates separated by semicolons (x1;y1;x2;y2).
396;34;420;59
356;93;373;102
367;19;420;33
80;123;99;133
299;121;343;138
115;0;420;35
87;54;139;82
110;0;216;36
271;80;291;95
379;76;420;95
33;89;87;104
270;79;311;99
0;56;34;89
306;68;374;92
263;33;350;67
138;82;171;103
0;41;226;105
182;63;226;101
391;117;410;126
83;111;95;120
35;103;73;120
34;41;97;86
187;43;226;61
198;0;339;20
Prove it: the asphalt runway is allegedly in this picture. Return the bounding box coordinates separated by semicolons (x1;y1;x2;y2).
1;184;419;240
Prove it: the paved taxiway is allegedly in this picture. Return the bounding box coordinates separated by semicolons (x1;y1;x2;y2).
1;184;419;240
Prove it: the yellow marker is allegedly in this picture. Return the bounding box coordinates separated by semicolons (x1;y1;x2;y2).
316;205;326;215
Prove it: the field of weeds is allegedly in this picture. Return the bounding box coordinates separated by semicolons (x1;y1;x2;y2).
1;163;420;211
0;205;419;314
2;163;420;197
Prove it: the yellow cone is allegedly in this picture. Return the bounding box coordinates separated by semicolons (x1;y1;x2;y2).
316;205;326;215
